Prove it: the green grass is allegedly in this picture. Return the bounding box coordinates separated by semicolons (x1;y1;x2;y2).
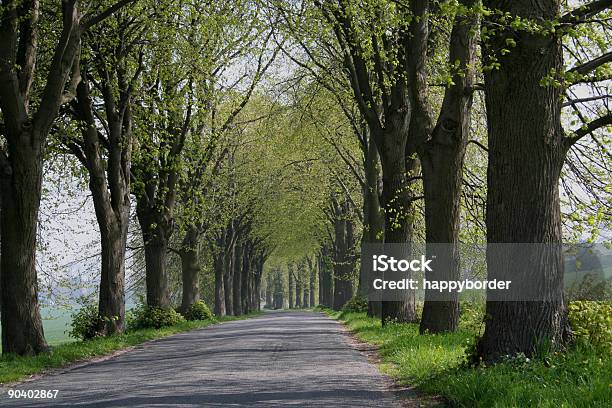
0;313;260;384
321;309;611;408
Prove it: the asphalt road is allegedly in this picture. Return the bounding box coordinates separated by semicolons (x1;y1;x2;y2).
0;311;405;407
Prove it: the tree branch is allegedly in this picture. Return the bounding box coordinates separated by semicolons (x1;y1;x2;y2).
565;112;612;147
81;0;138;30
568;51;612;75
560;0;612;24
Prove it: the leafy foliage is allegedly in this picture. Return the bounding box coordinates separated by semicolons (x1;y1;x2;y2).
69;304;103;341
567;301;612;354
130;306;185;330
341;296;368;313
182;301;214;321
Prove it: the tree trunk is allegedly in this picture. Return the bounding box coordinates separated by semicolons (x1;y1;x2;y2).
137;207;172;308
476;0;568;362
223;237;234;316
361;136;384;316
288;264;295;308
265;272;273;308
309;258;316;307
303;276;309;308
255;256;264;311
75;78;131;336
319;249;333;307
241;245;250;314
0;139;48;355
97;222;127;335
379;135;418;324
419;0;476;334
295;271;302;308
180;226;200;313
214;252;226;316
333;207;354;310
232;241;242;316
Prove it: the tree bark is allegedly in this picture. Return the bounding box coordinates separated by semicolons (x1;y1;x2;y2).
303;274;310;308
214;251;226;316
333;202;354;310
0;0;83;355
419;0;476;334
319;248;334;307
361;135;384;317
309;257;316;307
223;234;234;316
0;139;48;355
72;73;132;336
232;241;242;315
379;133;418;324
179;226;200;313
295;267;302;308
240;244;250;314
288;264;295;308
476;0;569;362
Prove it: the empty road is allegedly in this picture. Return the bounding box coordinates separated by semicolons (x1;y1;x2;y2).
0;311;405;407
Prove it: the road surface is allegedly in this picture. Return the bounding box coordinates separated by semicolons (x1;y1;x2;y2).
0;311;407;407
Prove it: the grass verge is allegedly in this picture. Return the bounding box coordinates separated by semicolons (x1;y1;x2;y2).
321;308;611;408
0;312;261;384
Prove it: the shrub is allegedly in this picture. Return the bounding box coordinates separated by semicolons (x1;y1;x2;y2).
130;305;185;329
182;300;214;321
567;300;611;354
69;304;103;340
342;295;368;313
459;301;485;333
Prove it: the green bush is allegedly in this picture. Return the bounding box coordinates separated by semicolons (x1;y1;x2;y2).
459;301;485;332
182;300;214;321
69;304;103;340
130;305;185;329
342;295;368;313
567;300;611;353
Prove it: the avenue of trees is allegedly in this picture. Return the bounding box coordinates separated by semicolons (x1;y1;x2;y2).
1;0;610;366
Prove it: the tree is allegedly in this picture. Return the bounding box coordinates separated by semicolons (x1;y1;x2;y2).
0;0;133;355
419;0;479;334
475;0;612;361
61;4;149;335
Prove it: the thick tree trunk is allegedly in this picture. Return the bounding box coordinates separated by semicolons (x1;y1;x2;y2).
419;1;476;334
319;250;334;307
232;242;242;316
0;140;48;355
143;235;170;308
214;252;226;316
476;0;568;362
333;208;354;310
97;223;127;335
180;226;200;313
76;78;131;336
361;136;384;316
379;134;418;324
137;207;172;308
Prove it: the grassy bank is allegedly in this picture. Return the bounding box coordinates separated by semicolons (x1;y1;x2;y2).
323;309;611;408
0;313;260;384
